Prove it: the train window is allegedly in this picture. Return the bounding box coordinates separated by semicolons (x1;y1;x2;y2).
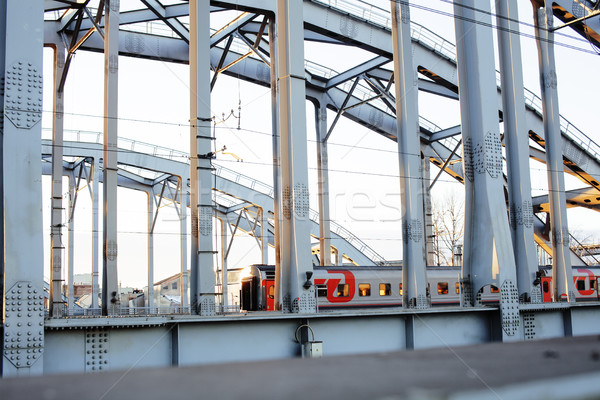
172;282;177;290
543;281;549;293
576;280;586;291
268;285;275;300
162;285;169;291
438;282;448;295
399;283;403;296
455;282;460;294
380;283;391;296
490;285;499;293
317;285;327;297
337;284;349;297
358;283;371;297
592;280;597;290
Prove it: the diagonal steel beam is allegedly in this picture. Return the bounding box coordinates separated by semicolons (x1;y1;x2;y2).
68;2;105;54
226;201;252;213
429;139;462;190
141;0;189;43
210;12;257;47
326;56;389;89
83;3;105;40
428;125;461;142
59;1;89;32
58;8;84;92
324;77;360;142
235;32;270;65
363;76;396;113
150;180;167;233
211;36;234;90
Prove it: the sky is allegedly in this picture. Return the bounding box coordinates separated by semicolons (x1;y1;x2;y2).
41;0;600;289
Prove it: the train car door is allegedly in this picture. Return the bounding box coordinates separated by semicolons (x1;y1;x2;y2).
541;277;552;302
264;280;275;311
597;278;600;300
241;276;259;311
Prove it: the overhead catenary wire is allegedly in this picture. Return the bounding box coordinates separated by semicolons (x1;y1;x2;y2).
394;0;600;55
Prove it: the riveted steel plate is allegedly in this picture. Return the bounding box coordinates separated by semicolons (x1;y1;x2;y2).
3;281;44;368
4;61;43;129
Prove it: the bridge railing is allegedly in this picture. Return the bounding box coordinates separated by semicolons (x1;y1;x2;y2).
82;2;600;164
59;305;242;317
314;0;600;163
43;128;387;265
214;164;387;265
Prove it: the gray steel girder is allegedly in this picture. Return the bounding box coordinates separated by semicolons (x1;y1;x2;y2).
41;140;375;266
49;9;600;191
551;0;600;48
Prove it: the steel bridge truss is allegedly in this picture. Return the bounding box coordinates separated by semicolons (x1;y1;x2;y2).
2;0;600;375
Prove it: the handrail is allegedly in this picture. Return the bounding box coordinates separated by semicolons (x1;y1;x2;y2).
42;128;387;265
312;0;600;163
85;1;600;163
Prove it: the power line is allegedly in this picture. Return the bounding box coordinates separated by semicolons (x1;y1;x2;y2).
398;0;600;55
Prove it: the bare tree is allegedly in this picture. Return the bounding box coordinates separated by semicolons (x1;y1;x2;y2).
432;193;464;266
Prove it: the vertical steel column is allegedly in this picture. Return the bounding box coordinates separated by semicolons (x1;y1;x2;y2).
390;1;428;308
91;161;100;311
180;185;188;311
269;16;283;309
422;153;435;266
315;102;331;266
147;191;154;310
102;0;120;315
454;0;522;339
67;174;75;311
276;0;316;313
1;0;45;376
497;0;540;303
260;208;269;265
0;0;4;360
49;44;66;317
532;0;574;302
220;218;228;308
189;0;215;316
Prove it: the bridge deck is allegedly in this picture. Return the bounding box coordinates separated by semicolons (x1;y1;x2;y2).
2;335;599;400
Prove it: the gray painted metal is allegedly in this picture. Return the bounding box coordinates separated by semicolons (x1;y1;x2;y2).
533;2;576;302
552;0;600;47
497;0;540;303
39;138;377;266
91;161;100;310
53;7;600;199
2;0;45;376
268;15;283;309
147;190;155;310
102;0;120;316
23;305;598;374
4;0;595;376
67;168;78;310
454;0;522;340
276;0;316;313
49;43;66;317
391;1;428;309
189;0;216;316
315;102;332;266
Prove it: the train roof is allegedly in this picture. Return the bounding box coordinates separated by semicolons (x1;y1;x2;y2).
246;264;462;272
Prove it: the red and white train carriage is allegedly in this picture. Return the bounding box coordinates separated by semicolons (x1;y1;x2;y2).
238;264;600;311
